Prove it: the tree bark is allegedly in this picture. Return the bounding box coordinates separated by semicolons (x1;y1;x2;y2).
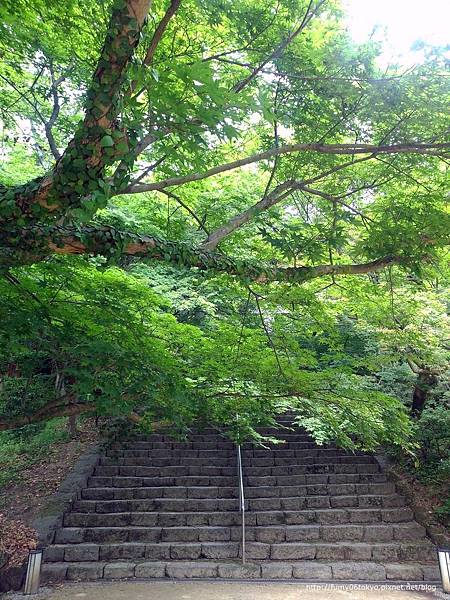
407;357;439;417
1;0;152;223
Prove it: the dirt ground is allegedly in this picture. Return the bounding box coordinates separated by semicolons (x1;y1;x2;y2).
3;580;448;600
0;423;97;527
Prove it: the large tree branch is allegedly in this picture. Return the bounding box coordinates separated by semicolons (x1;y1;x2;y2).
124;141;450;195
201;179;375;251
0;401;172;432
0;402;93;432
4;225;411;285
202;180;295;251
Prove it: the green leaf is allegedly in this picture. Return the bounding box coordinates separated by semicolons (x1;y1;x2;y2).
100;135;115;148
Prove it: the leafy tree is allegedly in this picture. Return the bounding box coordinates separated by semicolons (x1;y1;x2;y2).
0;0;448;450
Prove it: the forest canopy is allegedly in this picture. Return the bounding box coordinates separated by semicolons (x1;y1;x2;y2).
0;0;449;454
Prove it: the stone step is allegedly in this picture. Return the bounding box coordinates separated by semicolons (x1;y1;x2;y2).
41;559;440;583
83;476;237;492
87;464;380;485
244;463;380;475
105;447;355;459
87;478;393;498
108;450;372;462
94;468;387;486
78;498;239;514
55;522;427;545
80;489;405;508
65;507;415;527
42;418;437;583
94;460;236;475
244;473;386;486
81;487;238;501
43;540;436;564
98;456;379;473
116;441;339;451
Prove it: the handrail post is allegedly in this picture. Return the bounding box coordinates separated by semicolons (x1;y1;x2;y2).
237;443;246;565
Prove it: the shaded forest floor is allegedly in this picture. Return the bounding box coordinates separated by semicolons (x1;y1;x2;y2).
0;419;97;569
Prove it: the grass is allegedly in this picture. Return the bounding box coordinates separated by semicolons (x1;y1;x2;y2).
0;418;71;490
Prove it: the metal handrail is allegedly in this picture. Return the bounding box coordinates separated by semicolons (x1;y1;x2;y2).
236;443;246;564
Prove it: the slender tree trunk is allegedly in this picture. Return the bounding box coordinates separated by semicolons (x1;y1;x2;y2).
411;370;438;418
68;413;78;437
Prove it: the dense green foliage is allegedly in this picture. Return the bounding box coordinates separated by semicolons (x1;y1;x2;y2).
0;0;448;477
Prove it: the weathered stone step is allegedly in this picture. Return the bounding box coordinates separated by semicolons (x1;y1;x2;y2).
55;522;426;545
95;459;236;475
84;482;393;500
41;559;440;583
65;507;414;527
87;477;393;499
245;473;386;486
43;540;436;564
81;486;238;502
42;417;439;583
100;460;237;470
105;447;356;459
108;449;371;461
83;476;237;492
94;467;387;487
116;441;339;451
81;488;405;508
245;463;380;475
87;464;380;485
245;455;373;465
77;498;241;513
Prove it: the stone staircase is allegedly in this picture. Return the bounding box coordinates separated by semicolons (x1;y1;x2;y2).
41;415;440;583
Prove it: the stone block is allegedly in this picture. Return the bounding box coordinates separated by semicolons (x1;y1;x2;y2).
293;563;332;579
284;511;315;525
170;544;202;559
55;528;85;544
331;561;386;581
64;544;99;562
130;513;158;526
166;561;218;578
261;564;293;579
421;565;441;581
103;562;135;579
393;523;426;541
363;525;393;542
385;564;423;581
371;545;398;561
245;542;271;559
198;527;230;542
255;527;286;543
286;526;320;542
382;508;413;522
66;562;104;581
40;563;68;584
43;545;65;562
201;542;239;559
135;562;166;578
84;527;129;543
330;496;357;508
100;544;145;560
316;510;347;525
321;525;364;542
270;543;316;560
217;563;261;578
